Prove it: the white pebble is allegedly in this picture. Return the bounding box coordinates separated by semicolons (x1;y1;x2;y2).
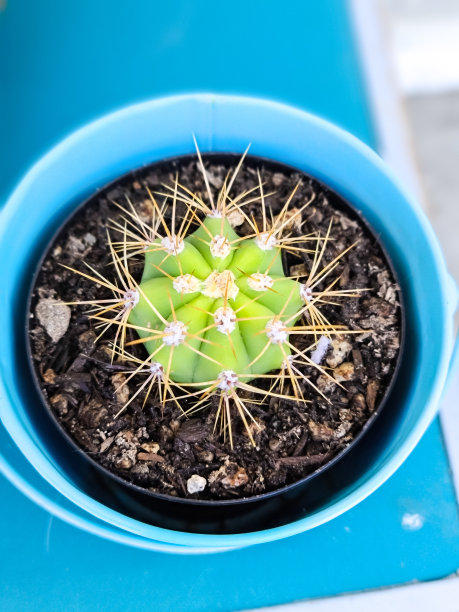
310;335;331;364
326;337;353;368
36;298;71;343
187;474;207;495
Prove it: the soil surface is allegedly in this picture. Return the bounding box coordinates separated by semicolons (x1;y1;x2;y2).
28;154;401;501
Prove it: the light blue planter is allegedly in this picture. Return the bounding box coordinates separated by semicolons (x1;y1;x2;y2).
0;94;457;552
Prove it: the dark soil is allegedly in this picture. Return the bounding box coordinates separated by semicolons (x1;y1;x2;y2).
28;154;401;501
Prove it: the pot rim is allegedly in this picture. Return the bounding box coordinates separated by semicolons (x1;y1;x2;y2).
0;93;457;549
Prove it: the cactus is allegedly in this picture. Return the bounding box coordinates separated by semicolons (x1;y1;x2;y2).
67;148;362;446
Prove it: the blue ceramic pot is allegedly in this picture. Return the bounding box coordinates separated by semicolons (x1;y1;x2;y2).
0;94;457;552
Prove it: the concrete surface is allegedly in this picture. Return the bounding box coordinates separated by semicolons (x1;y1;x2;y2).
406;92;459;284
380;0;459;284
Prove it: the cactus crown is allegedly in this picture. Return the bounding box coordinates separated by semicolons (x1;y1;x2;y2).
67;147;363;447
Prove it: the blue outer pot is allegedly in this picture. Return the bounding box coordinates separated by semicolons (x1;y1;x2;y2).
0;94;458;552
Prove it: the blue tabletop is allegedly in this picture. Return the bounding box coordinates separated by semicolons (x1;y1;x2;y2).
1;1;458;610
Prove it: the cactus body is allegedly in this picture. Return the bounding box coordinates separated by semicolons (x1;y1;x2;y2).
129;216;303;385
67;152;363;446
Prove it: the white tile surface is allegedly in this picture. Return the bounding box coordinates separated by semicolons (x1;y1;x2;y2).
404;92;459;285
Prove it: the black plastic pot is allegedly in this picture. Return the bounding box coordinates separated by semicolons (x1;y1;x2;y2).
25;154;405;535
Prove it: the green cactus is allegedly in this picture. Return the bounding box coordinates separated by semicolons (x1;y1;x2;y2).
68;150;361;445
128;210;305;385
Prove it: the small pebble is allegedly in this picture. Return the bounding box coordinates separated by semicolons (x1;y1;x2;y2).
339;408;353;422
308;206;324;224
169;419;181;433
116;456;133;470
316;374;336;394
209;463;249;489
269;438;282;451
131;463;149;476
290;263;307;277
326;337;352;368
137;198;154;224
49;393;68;416
83;232;96;246
333;362;355;383
339;216;358;231
352;393;366;414
36;298;71;343
66;235;86;256
206;171;223;189
221;466;248;489
310;336;331;365
187;474;207;494
308;420;334;442
52;245;62;258
100;436;115;453
196;450;214;463
78;330;97;354
227;209;245;227
42;368;57;384
140;442;160;454
136;427;148;440
111;373;130;405
333;422;352;440
274;206;302;231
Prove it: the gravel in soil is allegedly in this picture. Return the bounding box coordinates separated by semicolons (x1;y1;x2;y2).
28;155;401;501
